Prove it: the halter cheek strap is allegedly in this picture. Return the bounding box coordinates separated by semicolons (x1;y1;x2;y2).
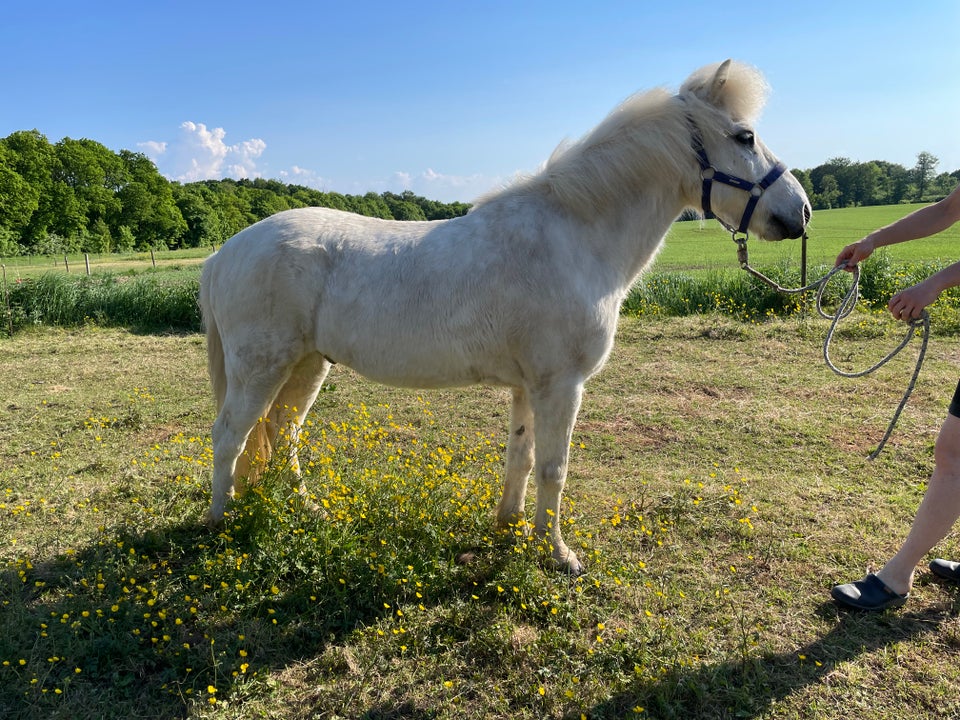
688;116;787;237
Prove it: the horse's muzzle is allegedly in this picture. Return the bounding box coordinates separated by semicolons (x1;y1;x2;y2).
769;203;811;241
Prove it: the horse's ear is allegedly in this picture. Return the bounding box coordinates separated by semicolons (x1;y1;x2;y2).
706;59;732;105
681;60;768;121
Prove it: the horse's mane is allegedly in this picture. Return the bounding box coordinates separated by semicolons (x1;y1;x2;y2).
475;61;769;218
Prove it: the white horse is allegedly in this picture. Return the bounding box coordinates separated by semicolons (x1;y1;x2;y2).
200;60;810;574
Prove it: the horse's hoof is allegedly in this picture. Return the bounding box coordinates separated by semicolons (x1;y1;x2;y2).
285;483;324;515
550;549;584;577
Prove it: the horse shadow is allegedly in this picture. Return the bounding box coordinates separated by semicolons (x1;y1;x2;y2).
584;592;958;720
0;512;514;719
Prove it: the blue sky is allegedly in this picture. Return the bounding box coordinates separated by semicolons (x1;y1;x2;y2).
2;1;957;202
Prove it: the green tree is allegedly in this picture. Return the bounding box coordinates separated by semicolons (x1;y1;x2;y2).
0;142;40;239
173;183;221;248
0;227;21;256
3;130;58;249
846;161;883;206
382;191;427;221
114;225;135;252
46;181;86;248
55;137;126;250
931;172;956;199
809;157;852;209
815;175;840;210
117;150;186;249
352;192;393;219
913;151;939;201
245;187;291;220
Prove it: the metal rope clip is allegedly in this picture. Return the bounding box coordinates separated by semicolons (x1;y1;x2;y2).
733;235;749;268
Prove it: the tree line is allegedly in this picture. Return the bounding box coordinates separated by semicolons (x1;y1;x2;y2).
0;129;957;256
0;130;471;257
794;151;959;211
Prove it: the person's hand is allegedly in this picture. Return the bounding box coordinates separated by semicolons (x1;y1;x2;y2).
888;279;939;321
835;238;874;271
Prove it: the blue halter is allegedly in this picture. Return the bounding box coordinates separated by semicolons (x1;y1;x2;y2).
687;116;787;240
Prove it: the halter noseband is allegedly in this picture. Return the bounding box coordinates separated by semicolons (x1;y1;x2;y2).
687;115;787;241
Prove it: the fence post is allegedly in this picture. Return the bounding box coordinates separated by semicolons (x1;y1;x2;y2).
150;249;156;269
85;253;91;276
800;232;809;313
2;264;11;337
64;254;70;273
800;233;807;288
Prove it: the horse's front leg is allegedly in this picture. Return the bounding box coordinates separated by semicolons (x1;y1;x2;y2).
496;387;535;530
531;381;585;575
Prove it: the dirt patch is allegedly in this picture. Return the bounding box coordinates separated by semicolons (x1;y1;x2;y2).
578;415;682;450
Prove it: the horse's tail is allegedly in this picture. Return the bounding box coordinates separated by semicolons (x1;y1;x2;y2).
199;260;227;413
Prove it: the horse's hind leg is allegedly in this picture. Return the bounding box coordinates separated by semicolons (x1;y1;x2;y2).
268;353;331;499
208;357;294;524
496;387;535;530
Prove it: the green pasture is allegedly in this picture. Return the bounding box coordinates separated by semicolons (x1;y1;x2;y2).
2;318;959;719
0;248;209;280
655;203;960;273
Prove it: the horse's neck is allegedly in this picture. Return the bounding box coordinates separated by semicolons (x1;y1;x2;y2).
588;185;689;290
543;125;695;290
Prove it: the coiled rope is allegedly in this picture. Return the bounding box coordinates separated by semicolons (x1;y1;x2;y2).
735;236;930;460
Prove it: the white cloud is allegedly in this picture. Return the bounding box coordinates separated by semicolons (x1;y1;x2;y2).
139;122;266;182
138;123;506;203
388;168;503;203
138;140;166;156
277;165;333;189
274;165;501;204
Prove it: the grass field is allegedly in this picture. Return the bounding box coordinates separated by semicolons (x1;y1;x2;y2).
2;315;960;719
654;203;960;273
0;248;210;280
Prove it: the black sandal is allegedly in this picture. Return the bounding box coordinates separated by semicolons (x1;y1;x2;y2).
831;573;908;611
929;558;960;582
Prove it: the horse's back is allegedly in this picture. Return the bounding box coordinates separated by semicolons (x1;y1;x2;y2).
208;207;436;270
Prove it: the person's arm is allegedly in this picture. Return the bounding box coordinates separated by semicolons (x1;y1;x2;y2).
889;259;960;320
835;183;960;268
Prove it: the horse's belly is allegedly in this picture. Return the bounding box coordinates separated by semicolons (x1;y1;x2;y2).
358;369;508;390
325;342;519;390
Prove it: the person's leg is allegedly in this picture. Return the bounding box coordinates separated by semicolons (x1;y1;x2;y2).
832;381;960;610
875;411;960;595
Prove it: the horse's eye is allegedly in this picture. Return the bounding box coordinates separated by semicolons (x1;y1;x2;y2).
734;130;755;147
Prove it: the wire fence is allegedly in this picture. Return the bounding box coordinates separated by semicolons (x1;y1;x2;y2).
0;248;212;279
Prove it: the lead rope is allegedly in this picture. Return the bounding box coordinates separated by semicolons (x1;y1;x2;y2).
735;234;930;460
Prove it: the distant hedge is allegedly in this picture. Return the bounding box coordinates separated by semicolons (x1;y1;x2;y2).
6;270;201;333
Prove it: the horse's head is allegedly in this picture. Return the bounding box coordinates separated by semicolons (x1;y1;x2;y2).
679;60;811;241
